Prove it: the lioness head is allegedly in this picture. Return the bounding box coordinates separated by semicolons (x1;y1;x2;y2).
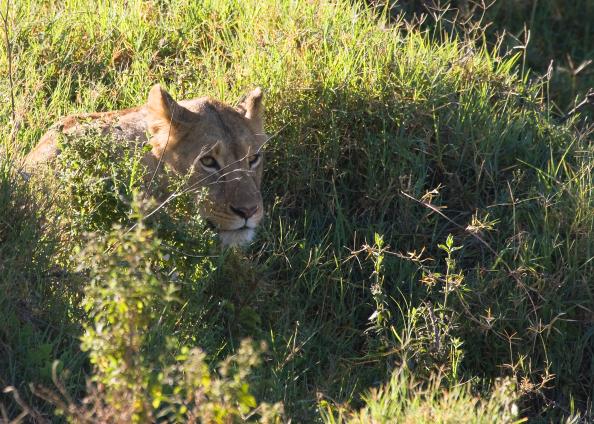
145;84;266;246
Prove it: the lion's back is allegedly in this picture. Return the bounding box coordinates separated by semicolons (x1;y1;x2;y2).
24;107;147;170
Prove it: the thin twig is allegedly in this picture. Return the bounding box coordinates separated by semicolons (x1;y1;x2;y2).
146;100;176;192
563;88;594;122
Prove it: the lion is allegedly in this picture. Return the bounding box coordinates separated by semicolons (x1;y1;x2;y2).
24;85;266;246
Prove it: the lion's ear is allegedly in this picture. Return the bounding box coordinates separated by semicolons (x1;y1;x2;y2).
146;84;194;134
238;87;265;138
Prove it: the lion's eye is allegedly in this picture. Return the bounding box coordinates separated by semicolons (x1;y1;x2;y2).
200;156;219;170
248;153;261;168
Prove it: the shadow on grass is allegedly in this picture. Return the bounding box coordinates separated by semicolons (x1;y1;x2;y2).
234;83;593;419
0;158;87;420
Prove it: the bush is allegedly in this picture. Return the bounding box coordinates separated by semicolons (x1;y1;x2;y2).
50;127;215;266
35;224;283;423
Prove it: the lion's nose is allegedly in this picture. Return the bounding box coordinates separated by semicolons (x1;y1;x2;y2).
230;205;258;220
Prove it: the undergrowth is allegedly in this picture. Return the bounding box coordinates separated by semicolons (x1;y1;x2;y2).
31;224;283;423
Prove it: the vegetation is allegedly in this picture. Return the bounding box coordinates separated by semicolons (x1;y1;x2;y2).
1;0;592;422
389;0;594;117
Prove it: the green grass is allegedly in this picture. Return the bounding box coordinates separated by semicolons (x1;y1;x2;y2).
388;0;594;117
0;0;592;421
323;368;521;423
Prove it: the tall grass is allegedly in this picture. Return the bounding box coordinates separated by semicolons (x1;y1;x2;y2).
0;0;592;421
386;0;594;117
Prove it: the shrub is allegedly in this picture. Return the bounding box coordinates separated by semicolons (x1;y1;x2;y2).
34;223;283;423
50;127;215;266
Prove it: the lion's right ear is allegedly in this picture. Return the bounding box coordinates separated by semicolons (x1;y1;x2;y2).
146;84;192;134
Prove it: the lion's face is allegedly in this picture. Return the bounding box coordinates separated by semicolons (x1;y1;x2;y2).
145;85;266;246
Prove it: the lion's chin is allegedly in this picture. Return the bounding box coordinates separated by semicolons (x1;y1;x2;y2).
218;228;256;247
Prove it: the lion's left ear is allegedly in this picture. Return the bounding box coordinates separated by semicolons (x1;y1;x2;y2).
238;87;265;140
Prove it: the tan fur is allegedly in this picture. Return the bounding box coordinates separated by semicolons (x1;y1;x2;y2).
25;85;267;246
